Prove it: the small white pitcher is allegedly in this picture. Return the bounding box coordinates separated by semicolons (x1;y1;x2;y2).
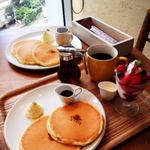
55;27;73;46
55;84;82;104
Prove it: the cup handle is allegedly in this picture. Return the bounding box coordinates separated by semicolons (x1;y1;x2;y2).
75;87;82;97
68;33;73;41
117;56;128;65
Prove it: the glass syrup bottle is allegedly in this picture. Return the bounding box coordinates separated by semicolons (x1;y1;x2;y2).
57;52;81;84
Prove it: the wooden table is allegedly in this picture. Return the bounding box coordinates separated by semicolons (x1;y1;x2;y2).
0;26;150;150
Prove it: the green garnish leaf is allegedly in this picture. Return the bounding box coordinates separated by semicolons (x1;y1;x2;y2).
32;102;37;105
135;60;143;66
46;29;50;32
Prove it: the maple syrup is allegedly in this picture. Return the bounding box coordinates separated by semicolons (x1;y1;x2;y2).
57;52;81;84
60;90;73;97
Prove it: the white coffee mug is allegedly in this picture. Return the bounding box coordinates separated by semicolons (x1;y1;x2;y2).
55;84;82;104
55;27;73;46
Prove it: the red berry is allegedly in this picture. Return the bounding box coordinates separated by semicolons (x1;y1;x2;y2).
117;72;124;78
116;65;126;73
130;74;142;85
121;72;133;84
141;70;147;75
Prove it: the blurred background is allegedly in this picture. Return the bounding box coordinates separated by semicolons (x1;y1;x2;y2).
0;0;149;58
72;0;150;58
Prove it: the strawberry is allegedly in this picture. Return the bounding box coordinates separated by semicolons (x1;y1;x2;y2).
121;73;142;85
116;65;126;73
127;60;143;74
117;60;149;85
130;74;142;85
121;72;133;84
130;65;138;74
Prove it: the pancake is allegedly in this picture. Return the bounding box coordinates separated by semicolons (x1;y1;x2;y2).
11;40;40;57
32;43;59;66
15;40;42;65
20;116;80;150
47;101;104;146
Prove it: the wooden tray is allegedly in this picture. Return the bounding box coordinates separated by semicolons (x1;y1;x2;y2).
0;69;150;150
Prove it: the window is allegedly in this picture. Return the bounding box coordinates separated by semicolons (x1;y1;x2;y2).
0;0;20;28
0;0;72;29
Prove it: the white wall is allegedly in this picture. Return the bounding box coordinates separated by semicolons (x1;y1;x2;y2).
72;0;150;58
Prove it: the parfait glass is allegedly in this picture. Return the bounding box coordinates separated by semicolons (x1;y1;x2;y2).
115;75;149;117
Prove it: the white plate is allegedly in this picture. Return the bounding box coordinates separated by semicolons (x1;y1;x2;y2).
5;31;82;70
4;83;106;150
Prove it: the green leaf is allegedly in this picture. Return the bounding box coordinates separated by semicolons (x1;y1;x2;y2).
46;29;50;32
135;60;143;66
32;102;37;105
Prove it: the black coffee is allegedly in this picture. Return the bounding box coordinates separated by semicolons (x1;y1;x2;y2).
91;53;112;60
60;90;73;97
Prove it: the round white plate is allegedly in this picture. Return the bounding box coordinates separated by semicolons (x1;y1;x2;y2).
5;31;82;70
4;83;106;150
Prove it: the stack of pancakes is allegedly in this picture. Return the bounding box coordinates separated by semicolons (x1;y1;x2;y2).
20;101;104;150
11;39;59;66
19;116;80;150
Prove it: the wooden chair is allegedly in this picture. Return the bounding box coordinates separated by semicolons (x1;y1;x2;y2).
135;8;150;52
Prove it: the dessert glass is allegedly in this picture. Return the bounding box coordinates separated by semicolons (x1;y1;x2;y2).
115;75;149;117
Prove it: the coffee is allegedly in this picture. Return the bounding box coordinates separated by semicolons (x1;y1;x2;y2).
60;90;73;97
91;53;112;60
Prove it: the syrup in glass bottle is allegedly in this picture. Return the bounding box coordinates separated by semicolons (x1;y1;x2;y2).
57;52;81;84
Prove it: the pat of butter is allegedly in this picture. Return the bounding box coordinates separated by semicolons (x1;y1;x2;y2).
26;102;43;119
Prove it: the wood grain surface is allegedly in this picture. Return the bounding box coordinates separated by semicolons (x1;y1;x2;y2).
0;26;150;150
